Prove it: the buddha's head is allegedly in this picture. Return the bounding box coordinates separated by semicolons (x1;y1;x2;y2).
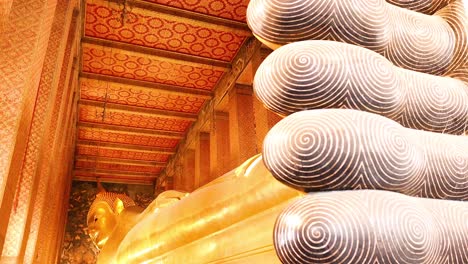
87;184;136;250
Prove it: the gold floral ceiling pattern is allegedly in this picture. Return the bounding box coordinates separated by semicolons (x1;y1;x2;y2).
82;43;226;89
85;0;249;61
74;0;252;184
80;78;206;113
78;127;180;148
142;0;249;21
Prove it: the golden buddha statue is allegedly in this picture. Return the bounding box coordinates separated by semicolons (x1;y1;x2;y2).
87;186;141;262
87;155;303;263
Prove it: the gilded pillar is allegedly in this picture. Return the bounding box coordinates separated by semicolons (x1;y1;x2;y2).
24;25;79;261
252;97;283;153
182;149;196;191
209;112;230;180
0;0;12;32
228;84;257;168
2;0;74;259
173;162;183;191
0;0;58;256
195;132;210;188
166;177;174;191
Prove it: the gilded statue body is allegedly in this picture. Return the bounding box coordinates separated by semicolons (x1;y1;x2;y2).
87;156;303;263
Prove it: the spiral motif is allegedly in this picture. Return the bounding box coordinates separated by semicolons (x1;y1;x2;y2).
248;0;468;263
274;190;468;264
263;109;468;200
386;0;454;14
254;41;468;134
246;0;468;75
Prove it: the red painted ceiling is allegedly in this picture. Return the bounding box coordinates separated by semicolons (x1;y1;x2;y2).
75;0;252;184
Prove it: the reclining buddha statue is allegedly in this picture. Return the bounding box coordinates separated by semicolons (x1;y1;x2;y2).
88;0;468;263
87;156;304;263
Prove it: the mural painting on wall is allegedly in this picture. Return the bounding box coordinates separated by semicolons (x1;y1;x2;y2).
60;181;153;264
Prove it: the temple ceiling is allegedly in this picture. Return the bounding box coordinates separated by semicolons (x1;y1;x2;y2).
74;0;258;185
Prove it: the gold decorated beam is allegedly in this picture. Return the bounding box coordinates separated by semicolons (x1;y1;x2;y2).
79;100;197;121
76;140;175;154
74;144;172;163
75;143;174;157
73;174;155;185
106;0;251;33
75;166;158;178
77;122;184;139
80;73;212;99
76;125;181;149
75;156;166;167
82;37;231;69
74;168;159;178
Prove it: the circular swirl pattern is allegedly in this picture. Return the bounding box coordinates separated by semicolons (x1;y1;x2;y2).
386;0;454;14
274;190;468;264
263;109;468;200
248;0;468;263
85;1;246;62
254;40;468;134
246;0;467;75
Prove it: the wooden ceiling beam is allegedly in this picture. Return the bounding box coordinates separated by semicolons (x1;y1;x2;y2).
75;155;166;167
80;73;213;99
76;141;175;154
160;37;263;180
106;0;251;33
74;168;158;177
77;122;185;139
79;99;198;121
82;37;230;70
75;155;167;166
73;177;154;185
261;47;273;58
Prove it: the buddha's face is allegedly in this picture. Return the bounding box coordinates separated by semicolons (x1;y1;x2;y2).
87;201;118;249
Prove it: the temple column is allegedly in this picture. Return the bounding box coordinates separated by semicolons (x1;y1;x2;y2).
195;132;210;188
27;72;77;263
172;162;183;191
210;112;230;180
234;47;282;153
228;84;258;167
0;0;12;32
0;0;58;257
25;26;80;261
166;177;174;191
182;149;196;191
253;97;283;153
1;0;75;260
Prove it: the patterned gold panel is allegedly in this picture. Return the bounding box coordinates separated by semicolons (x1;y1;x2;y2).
80;78;206;113
79;104;192;132
75;160;163;173
3;0;73;257
85;0;247;61
82;43;225;90
142;0;249;22
0;0;55;206
78;126;180;148
76;145;171;162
